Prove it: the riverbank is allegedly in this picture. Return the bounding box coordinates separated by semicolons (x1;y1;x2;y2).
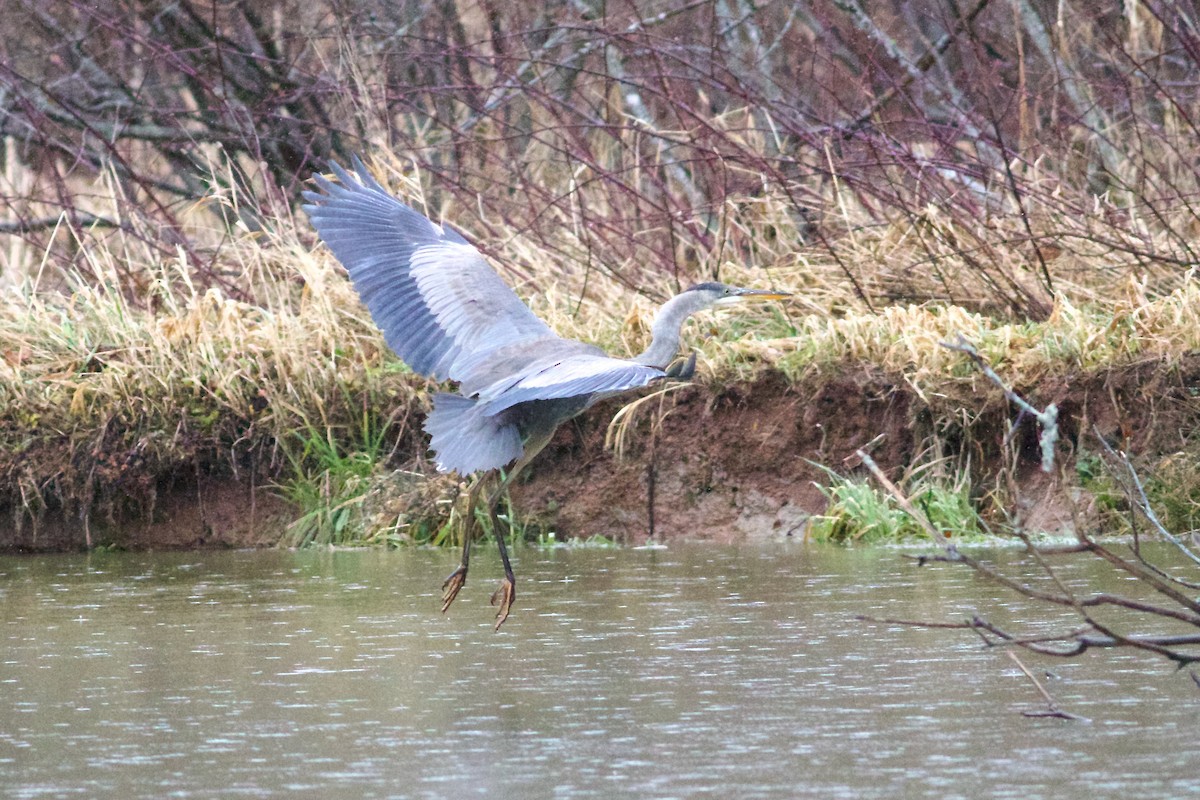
4;267;1199;551
7;2;1200;553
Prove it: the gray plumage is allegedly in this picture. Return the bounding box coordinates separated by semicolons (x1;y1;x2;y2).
302;157;787;477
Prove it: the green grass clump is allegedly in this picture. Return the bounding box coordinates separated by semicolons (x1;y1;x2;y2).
405;484;533;548
809;470;984;544
341;465;552;551
1074;449;1129;524
276;413;394;547
1144;452;1200;537
1078;447;1200;539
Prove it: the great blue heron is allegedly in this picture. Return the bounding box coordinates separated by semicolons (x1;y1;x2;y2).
303;158;790;629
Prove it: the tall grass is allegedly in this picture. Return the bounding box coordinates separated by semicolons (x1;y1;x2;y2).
0;186;428;533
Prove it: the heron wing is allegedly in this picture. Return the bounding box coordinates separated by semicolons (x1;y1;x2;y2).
480;354;667;415
302;158;555;380
451;337;603;398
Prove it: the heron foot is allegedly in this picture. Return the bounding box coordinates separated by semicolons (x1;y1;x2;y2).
441;566;468;613
489;576;516;631
665;351;697;381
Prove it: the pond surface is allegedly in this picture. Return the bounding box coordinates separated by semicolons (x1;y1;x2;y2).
1;543;1197;799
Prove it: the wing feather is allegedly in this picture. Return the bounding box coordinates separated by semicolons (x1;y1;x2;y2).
480;355;666;415
303;157;556;381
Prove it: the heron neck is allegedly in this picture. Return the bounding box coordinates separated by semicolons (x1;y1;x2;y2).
632;291;708;368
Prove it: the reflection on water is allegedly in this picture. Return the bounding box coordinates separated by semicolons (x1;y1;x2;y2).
1;544;1197;799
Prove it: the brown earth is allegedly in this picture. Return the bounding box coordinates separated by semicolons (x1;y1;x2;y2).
511;371;916;544
3;357;1198;551
3;475;295;551
512;355;1200;543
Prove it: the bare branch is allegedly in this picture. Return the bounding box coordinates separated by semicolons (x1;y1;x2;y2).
1094;430;1200;570
0;213;125;235
1008;651;1090;722
941;336;1059;472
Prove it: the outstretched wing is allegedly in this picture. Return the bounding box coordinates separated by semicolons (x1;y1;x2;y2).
480;354;667;415
302;158;556;381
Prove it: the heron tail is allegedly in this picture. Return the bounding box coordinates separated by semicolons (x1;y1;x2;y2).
424;393;523;475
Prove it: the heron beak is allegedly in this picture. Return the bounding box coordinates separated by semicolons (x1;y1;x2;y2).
722;287;792;304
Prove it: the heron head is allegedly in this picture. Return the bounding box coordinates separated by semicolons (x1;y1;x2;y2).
685;281;792;308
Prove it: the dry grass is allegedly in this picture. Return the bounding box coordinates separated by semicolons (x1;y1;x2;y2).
3;148;1200;545
702;266;1200;395
0;189;429;532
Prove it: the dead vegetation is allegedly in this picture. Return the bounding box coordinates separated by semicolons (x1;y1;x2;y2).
1;1;1200;557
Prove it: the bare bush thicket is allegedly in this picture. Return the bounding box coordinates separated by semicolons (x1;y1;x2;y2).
2;0;1200;313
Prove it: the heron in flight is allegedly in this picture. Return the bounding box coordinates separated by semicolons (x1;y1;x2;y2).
304;158;790;629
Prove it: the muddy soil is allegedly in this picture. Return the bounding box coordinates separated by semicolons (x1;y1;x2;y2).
3;357;1198;551
2;477;294;551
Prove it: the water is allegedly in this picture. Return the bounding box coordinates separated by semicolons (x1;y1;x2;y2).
1;544;1197;799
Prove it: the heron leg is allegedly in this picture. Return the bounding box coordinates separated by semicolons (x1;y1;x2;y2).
441;474;491;613
487;430;555;631
488;490;517;631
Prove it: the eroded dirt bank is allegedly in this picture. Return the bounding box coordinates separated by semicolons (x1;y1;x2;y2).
4;357;1198;551
511;357;1200;543
2;477;295;552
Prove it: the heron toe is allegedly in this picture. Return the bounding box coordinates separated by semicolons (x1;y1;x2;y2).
441;566;467;613
490;577;516;631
